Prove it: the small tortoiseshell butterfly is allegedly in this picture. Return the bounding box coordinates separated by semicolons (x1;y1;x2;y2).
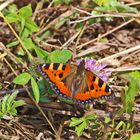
37;60;113;104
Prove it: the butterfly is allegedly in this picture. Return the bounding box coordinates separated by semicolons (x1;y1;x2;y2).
37;60;113;104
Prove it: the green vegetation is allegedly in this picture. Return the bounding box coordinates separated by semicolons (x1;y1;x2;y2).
0;91;25;118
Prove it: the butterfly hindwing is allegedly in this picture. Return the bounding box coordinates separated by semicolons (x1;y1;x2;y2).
86;71;113;98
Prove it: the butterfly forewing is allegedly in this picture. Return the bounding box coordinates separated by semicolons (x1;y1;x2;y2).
38;63;72;98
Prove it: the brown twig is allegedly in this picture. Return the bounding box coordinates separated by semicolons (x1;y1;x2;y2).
75;18;135;53
98;44;140;63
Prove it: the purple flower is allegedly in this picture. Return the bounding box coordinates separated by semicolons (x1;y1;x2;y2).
77;58;113;82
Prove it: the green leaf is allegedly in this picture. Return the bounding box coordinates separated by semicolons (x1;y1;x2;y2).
121;71;140;90
13;72;31;85
85;114;97;120
0;92;25;118
17;47;25;56
124;81;137;113
115;121;125;130
63;0;72;4
39;30;52;40
53;0;72;5
75;121;88;137
121;71;140;113
55;18;67;29
49;50;72;63
31;77;40;103
12;100;26;108
1;95;9;113
34;47;49;60
6;13;20;23
19;4;32;18
53;0;62;5
37;79;50;103
9;108;17;116
20;17;25;33
6;40;19;48
105;116;111;123
7;91;18;111
95;0;110;6
23;38;36;50
70;117;85;127
94;0;137;13
25;19;39;32
130;133;140;140
8;4;18;14
21;28;31;39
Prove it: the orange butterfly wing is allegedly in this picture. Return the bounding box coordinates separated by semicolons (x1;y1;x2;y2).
74;70;113;104
38;63;73;98
38;63;113;104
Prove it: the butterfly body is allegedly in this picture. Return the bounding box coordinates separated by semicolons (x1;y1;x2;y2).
37;61;113;104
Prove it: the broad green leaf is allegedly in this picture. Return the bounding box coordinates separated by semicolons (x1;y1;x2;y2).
19;4;32;18
6;13;20;23
75;121;88;137
21;28;31;39
70;117;85;127
130;71;140;78
95;0;110;6
130;133;140;140
85;114;97;120
49;50;72;63
31;77;40;103
121;71;140;90
13;72;31;85
23;38;36;50
25;19;39;32
124;81;137;113
35;47;49;60
8;4;18;14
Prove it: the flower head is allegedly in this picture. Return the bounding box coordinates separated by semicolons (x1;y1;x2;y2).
77;58;112;82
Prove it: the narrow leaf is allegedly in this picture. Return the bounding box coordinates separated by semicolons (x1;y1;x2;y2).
31;77;40;103
12;100;26;108
2;95;10;113
7;91;18;111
